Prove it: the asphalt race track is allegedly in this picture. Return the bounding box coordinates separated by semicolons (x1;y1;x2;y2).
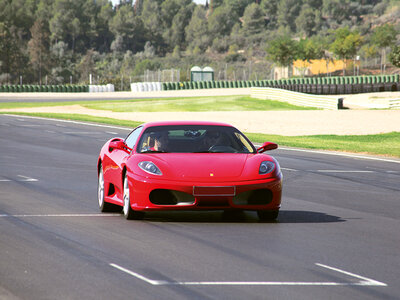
1;114;399;300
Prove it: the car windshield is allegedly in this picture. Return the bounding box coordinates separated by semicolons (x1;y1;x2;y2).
137;125;256;154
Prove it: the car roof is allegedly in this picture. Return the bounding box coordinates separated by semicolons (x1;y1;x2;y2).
141;121;234;129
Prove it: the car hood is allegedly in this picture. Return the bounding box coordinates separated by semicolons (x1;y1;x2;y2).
142;153;252;182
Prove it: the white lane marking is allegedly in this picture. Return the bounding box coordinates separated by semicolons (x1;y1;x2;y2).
63;131;102;135
5;114;400;164
0;176;38;182
316;263;387;287
281;167;298;172
110;263;387;287
0;213;120;218
17;175;38;182
110;264;162;285
3;114;131;131
312;170;374;173
281;168;375;173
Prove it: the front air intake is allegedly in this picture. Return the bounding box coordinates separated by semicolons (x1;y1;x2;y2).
149;189;195;205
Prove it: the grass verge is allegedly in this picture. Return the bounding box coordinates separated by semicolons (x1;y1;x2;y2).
0;95;316;111
246;132;400;158
2;112;399;158
81;96;317;112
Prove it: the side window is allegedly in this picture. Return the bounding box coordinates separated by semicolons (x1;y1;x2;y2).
125;127;143;150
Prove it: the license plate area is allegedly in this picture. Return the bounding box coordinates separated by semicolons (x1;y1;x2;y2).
193;186;236;196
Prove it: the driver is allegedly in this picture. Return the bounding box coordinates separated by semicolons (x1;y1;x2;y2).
152;131;169;152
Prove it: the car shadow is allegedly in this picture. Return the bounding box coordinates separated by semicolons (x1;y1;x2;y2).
140;210;345;224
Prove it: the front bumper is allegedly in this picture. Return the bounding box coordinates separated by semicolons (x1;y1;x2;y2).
127;171;282;212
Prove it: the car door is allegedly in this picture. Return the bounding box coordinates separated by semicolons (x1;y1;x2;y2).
104;126;143;201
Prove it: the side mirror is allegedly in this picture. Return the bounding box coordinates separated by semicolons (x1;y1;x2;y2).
257;142;278;153
109;139;131;153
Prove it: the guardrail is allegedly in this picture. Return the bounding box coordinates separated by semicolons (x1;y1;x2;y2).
389;99;400;109
160;75;400;95
0;84;89;92
251;87;342;110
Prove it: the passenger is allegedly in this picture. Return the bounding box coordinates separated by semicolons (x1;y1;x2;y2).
202;131;222;150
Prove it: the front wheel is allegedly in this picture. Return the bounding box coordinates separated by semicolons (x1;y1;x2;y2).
257;210;279;221
123;174;144;220
98;165;120;212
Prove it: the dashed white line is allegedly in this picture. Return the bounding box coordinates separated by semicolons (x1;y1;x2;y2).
313;170;374;173
64;131;100;135
17;175;38;182
4;114;130;131
281;168;376;174
0;175;38;182
281;167;298;172
110;262;387;287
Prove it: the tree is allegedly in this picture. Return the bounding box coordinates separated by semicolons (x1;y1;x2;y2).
186;6;211;52
389;45;400;68
28;19;50;84
209;0;224;12
0;22;25;82
322;0;352;25
330;27;363;75
208;4;238;38
109;3;146;53
276;0;302;32
50;41;74;84
261;0;279;30
241;3;265;36
295;4;318;37
296;38;324;76
266;35;298;77
140;0;164;51
76;49;96;83
166;3;195;49
225;0;253;18
371;24;397;74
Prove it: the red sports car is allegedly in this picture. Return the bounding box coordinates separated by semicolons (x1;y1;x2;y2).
97;121;282;221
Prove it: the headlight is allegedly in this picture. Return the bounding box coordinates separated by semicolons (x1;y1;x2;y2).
138;161;162;175
259;161;275;175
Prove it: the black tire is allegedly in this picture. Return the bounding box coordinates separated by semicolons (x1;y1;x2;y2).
123;174;144;220
257;210;279;221
98;165;120;212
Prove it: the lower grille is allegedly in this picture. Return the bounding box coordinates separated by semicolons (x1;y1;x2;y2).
232;189;273;206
